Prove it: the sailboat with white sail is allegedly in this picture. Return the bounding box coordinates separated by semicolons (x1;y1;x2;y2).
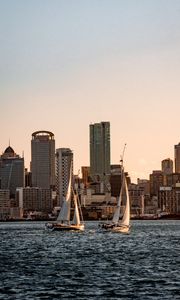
99;145;131;233
45;164;85;231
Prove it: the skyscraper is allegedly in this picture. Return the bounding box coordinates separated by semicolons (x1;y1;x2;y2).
174;143;180;173
31;131;55;189
161;158;173;175
90;121;111;192
0;146;24;197
56;148;73;206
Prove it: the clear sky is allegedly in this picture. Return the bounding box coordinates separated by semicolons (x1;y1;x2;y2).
1;0;180;182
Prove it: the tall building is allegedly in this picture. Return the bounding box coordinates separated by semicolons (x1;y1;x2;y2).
110;164;131;197
150;170;164;197
110;164;122;197
81;166;90;188
174;143;180;173
31;131;55;189
0;146;24;197
90;121;111;192
161;158;173;175
56;148;73;206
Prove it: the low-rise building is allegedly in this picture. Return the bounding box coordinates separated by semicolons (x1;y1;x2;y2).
16;187;52;216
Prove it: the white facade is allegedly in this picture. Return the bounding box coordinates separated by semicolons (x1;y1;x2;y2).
56;148;73;206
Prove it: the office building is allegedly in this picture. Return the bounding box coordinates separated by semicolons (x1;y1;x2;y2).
161;158;173;175
90;121;111;192
166;173;180;187
137;179;150;195
16;187;52;214
0;146;24;197
56;148;73;206
150;170;164;197
31;131;55;189
128;183;145;216
110;164;122;197
174;143;180;173
0;190;10;208
81;166;90;188
159;186;180;214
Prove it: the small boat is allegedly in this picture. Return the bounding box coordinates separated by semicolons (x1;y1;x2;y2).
99;145;131;233
45;164;85;232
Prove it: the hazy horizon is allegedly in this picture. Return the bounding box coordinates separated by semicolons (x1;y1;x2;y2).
1;0;180;182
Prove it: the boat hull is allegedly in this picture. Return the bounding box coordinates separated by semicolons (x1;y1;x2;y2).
112;225;130;233
99;223;115;230
45;222;85;231
99;222;130;233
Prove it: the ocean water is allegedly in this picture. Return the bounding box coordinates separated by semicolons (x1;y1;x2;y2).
0;220;180;300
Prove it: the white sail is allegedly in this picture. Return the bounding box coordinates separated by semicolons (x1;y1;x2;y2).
121;176;130;227
99;144;131;233
57;165;72;223
72;194;80;225
45;160;85;231
112;175;124;224
57;198;71;222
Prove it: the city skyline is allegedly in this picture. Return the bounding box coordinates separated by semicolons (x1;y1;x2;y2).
0;130;179;182
1;1;180;182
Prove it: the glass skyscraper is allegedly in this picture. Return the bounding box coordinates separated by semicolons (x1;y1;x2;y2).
0;146;24;197
90;121;111;192
31;131;55;190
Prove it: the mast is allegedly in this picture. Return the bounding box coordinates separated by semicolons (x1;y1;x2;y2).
120;143;130;227
112;144;127;224
120;143;126;169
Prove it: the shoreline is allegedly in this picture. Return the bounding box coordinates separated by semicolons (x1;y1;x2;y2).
0;215;180;222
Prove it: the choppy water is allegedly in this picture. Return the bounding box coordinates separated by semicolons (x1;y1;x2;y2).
0;220;180;300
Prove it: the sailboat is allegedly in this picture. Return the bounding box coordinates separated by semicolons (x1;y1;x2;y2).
45;165;85;232
99;145;131;233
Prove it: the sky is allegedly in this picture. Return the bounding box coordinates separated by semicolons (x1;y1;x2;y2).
0;0;180;182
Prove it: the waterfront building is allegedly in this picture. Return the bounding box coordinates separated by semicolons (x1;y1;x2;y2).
31;131;55;190
150;170;164;197
56;148;73;206
174;143;180;173
128;183;145;216
81;191;116;220
159;185;180;214
16;187;52;214
0;189;10;208
89;121;111;193
0;189;22;220
129;179;151;216
0;146;24;197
